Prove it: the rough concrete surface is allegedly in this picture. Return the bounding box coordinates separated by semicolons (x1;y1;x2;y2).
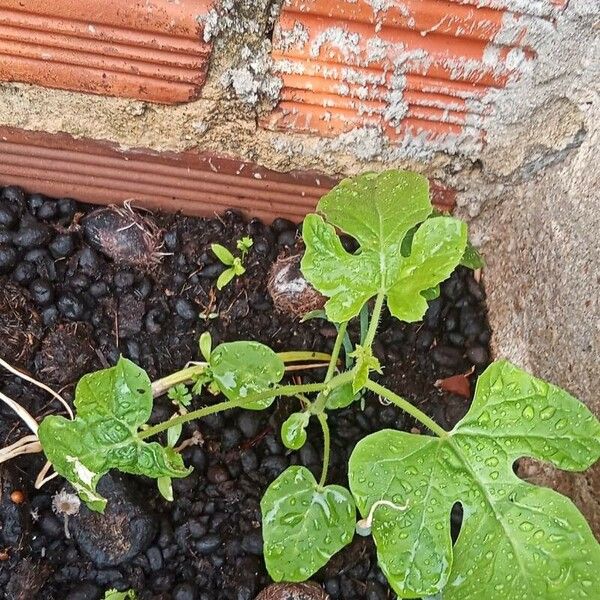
0;0;599;530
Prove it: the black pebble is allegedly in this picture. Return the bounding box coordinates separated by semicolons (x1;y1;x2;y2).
58;198;76;221
207;465;229;484
39;514;63;538
240;532;263;556
0;230;12;244
12;261;36;284
432;345;463;368
29;278;54;305
37;201;58;220
467;346;489;366
0;205;17;229
163;229;179;251
113;270;135;289
13;221;52;248
66;583;102;600
146;546;163;571
89;281;109;298
237;412;261;438
271;217;295;233
41;305;59;326
175;298;196;320
173;582;197;600
57;293;85;320
0;244;17;272
195;534;221;554
277;230;296;247
49;234;75;258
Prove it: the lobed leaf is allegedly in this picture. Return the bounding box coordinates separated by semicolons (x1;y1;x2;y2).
349;360;600;599
261;466;356;581
38;358;191;512
301;171;467;323
209;341;285;409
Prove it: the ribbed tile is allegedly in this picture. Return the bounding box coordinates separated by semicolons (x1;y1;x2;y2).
0;127;455;222
0;0;213;103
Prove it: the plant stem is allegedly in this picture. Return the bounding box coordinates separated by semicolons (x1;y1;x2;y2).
277;351;333;363
325;321;348;383
151;364;208;398
140;382;330;440
317;413;330;488
310;371;355;415
365;380;447;438
363;291;385;349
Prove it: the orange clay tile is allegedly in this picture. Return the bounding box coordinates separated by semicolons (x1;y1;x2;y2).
0;127;455;223
0;0;213;103
264;0;564;150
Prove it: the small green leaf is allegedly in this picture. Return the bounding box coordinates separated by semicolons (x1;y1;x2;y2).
210;341;285;409
103;590;137;600
211;243;235;265
301;171;467;323
349;360;600;599
38;358;191;512
460;241;485;270
349;344;382;393
232;257;246;276
261;466;356;582
324;382;358;410
167;383;192;407
281;412;309;450
157;476;173;502
216;267;236;290
167;422;182;447
237;236;254;253
199;331;212;362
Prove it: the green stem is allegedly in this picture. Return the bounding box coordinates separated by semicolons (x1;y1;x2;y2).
140;382;330;440
317;413;330;488
277;351;333;363
325;322;348;383
363;291;385;349
151;364;208;398
365;380;447;438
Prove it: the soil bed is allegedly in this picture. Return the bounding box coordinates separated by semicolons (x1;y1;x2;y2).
0;186;491;600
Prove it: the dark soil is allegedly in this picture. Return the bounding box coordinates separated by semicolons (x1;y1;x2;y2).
0;186;491;600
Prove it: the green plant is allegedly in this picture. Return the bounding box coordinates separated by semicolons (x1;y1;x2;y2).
211;235;253;290
36;171;600;599
103;589;137;600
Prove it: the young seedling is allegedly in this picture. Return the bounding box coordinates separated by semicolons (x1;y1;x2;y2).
32;171;600;599
211;235;253;290
103;590;137;600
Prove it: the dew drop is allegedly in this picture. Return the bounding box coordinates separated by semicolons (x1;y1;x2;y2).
522;405;535;420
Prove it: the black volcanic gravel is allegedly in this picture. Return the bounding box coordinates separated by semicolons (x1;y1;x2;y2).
0;186;491;600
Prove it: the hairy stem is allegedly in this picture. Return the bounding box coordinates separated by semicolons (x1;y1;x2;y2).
140;382;329;440
363;291;385;349
317;413;330;488
325;321;348;383
365;380;447;438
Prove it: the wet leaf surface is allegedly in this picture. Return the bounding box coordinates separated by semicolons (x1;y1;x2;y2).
38;358;190;512
349;361;600;599
261;466;356;582
301;171;467;323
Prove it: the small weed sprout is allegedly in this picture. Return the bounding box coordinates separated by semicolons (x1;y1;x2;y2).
103;590;137;600
25;171;600;599
211;235;253;290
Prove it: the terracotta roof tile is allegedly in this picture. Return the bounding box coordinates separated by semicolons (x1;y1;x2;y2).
263;0;564;150
0;127;455;222
0;0;213;103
